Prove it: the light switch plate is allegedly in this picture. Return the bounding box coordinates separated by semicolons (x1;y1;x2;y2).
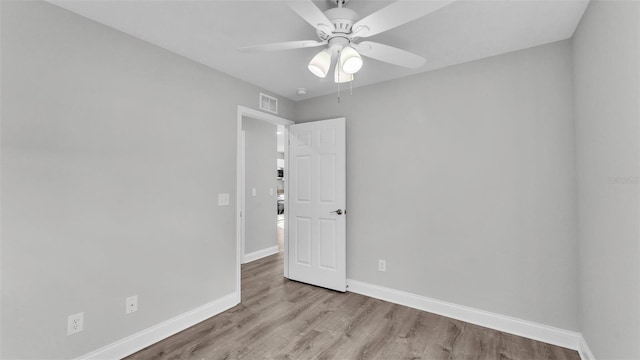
218;193;230;206
269;188;274;196
251;188;257;197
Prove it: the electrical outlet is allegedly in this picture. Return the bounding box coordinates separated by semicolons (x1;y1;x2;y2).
126;295;138;314
67;312;84;335
378;259;386;272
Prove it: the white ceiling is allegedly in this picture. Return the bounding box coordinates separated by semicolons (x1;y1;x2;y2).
48;0;589;101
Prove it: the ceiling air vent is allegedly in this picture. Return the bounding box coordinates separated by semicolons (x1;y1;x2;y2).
259;93;278;114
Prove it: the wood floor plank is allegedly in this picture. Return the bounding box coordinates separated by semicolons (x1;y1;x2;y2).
125;252;580;360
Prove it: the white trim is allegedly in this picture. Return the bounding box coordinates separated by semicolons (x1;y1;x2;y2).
346;279;581;352
243;245;280;264
240;130;246;265
236;106;293;299
238;106;291;127
283;125;289;279
578;335;596;360
236;111;243;304
76;292;238;360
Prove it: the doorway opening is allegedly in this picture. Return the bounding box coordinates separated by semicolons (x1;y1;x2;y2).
236;106;293;301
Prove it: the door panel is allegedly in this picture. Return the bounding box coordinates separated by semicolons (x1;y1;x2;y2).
295;217;312;265
319;154;336;203
295;155;312;202
319;219;337;270
288;118;346;292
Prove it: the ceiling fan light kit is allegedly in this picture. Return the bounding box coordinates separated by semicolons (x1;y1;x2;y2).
308;49;332;78
339;45;362;74
240;0;448;89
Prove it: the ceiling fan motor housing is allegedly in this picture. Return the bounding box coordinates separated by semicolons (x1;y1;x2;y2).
327;36;349;51
316;7;359;40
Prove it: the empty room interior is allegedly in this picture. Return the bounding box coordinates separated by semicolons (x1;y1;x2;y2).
1;0;639;359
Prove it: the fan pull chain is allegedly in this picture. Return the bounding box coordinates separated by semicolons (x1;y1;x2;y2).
337;82;341;103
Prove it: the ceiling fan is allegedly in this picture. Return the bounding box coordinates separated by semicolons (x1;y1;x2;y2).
239;0;455;84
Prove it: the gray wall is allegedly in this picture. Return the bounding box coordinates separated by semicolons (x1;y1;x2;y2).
295;40;579;331
242;117;278;256
0;1;293;358
573;1;640;358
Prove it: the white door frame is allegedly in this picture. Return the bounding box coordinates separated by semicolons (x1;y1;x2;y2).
236;105;293;301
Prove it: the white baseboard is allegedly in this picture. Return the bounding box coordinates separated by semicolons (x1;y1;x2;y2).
578;335;596;360
346;279;581;352
243;245;279;263
76;292;239;360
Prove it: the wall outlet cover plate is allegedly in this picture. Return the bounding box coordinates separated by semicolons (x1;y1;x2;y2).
67;312;84;335
126;295;138;314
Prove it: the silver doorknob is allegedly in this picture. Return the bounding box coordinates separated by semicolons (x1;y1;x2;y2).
330;209;343;215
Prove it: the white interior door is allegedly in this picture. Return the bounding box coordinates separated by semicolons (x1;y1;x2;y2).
288;118;346;292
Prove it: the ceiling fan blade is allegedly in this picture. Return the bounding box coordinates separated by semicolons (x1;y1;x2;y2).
238;40;326;52
352;41;426;69
287;0;334;33
352;0;455;38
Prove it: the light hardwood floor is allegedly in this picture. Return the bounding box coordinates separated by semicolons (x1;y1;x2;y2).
126;252;580;360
